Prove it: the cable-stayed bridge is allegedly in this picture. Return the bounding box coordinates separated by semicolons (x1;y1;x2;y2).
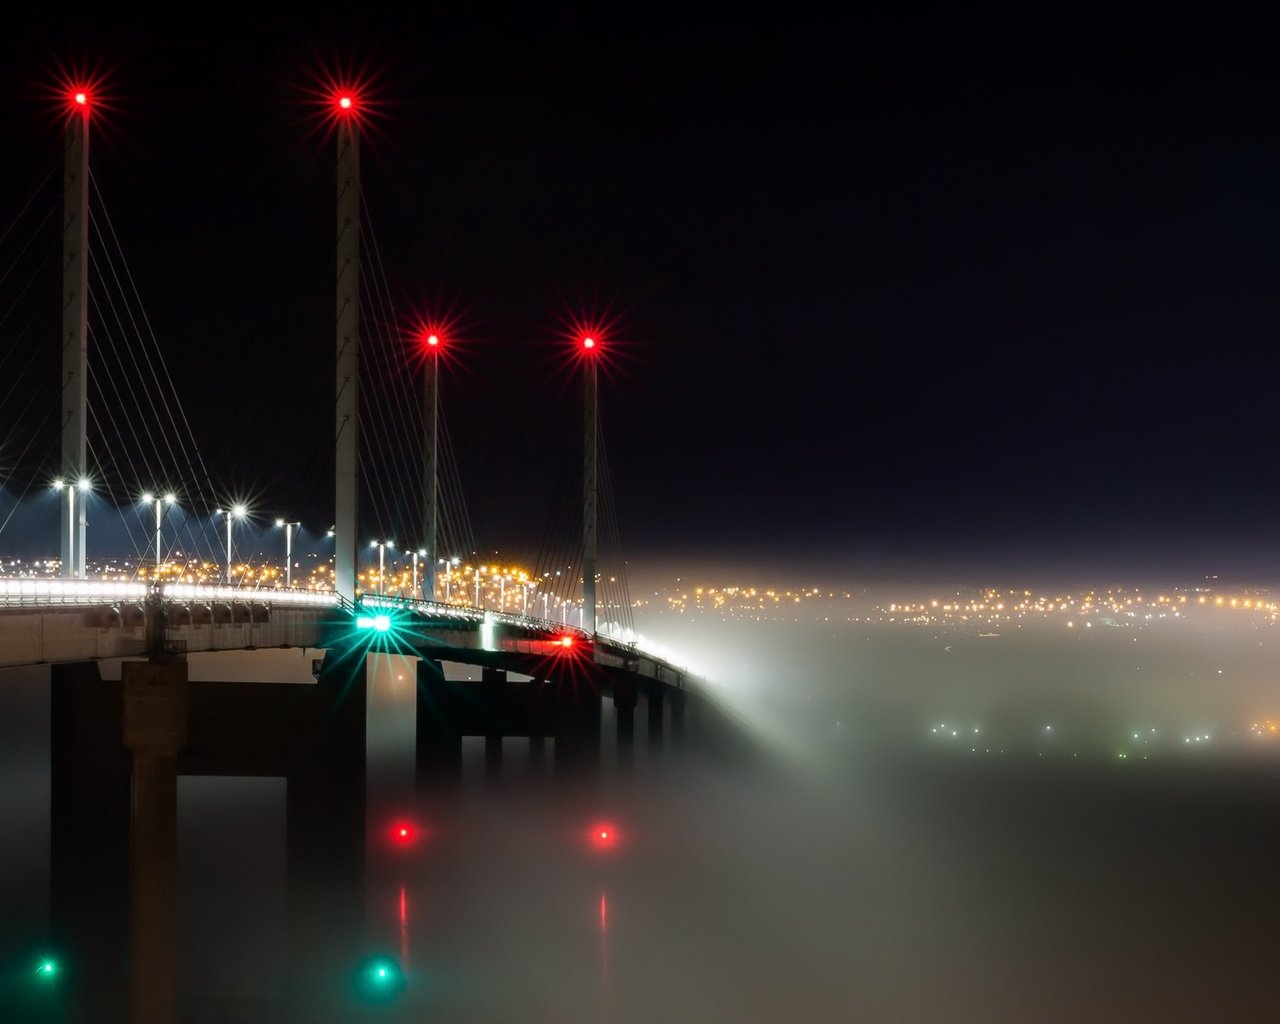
0;75;759;1024
0;82;693;686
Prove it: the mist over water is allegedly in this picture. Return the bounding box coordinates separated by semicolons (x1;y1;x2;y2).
3;572;1280;1021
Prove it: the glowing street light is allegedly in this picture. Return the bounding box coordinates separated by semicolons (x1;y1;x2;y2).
439;555;460;602
276;518;301;588
53;477;92;578
372;540;394;597
216;504;247;584
411;548;426;599
142;492;176;571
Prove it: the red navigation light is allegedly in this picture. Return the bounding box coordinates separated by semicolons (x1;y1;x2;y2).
588;822;619;850
559;635;574;649
333;91;359;116
408;317;458;363
582;336;596;351
63;83;94;119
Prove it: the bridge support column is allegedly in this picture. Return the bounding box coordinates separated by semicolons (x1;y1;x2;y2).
647;683;664;748
51;662;130;1023
416;658;461;791
554;680;601;778
485;734;503;781
670;688;686;746
481;667;506;784
122;659;188;1024
613;682;637;770
285;644;366;1018
529;735;547;776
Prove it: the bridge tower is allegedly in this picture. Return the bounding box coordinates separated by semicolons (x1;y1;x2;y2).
420;329;441;600
60;89;91;578
582;334;599;632
334;93;361;600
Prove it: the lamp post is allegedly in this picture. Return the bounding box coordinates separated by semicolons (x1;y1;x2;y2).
52;479;72;577
53;477;92;578
143;492;176;573
438;556;460;602
412;549;426;600
217;505;246;584
276;519;300;588
372;540;393;597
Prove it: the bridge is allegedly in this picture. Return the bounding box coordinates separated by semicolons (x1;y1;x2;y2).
0;76;756;1023
0;79;705;700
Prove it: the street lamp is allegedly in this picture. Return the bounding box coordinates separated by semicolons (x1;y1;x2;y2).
52;479;71;577
372;540;394;597
276;519;301;588
412;548;426;600
444;556;460;602
475;565;484;607
216;505;247;584
142;492;176;573
52;477;92;579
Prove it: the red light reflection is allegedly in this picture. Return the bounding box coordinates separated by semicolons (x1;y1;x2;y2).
387;819;421;847
589;822;619;851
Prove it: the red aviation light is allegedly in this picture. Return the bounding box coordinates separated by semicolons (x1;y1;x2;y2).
559;635;575;650
303;64;382;137
63;83;95;120
581;336;597;352
333;91;359;117
407;315;460;366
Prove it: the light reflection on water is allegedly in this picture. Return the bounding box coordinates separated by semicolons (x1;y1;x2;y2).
2;621;1280;1022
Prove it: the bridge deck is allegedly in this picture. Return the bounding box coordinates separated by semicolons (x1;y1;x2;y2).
0;581;697;689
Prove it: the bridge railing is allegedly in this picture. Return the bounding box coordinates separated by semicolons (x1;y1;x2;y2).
160;584;339;607
359;593;592;637
0;579;150;606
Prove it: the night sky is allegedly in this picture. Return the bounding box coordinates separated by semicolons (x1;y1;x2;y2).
1;10;1278;583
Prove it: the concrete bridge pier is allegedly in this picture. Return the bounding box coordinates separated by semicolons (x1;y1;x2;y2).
50;661;131;1023
415;657;462;791
646;681;665;748
669;688;687;746
529;734;547;776
122;659;188;1024
482;667;506;784
553;678;602;777
612;681;638;770
284;644;367;1020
